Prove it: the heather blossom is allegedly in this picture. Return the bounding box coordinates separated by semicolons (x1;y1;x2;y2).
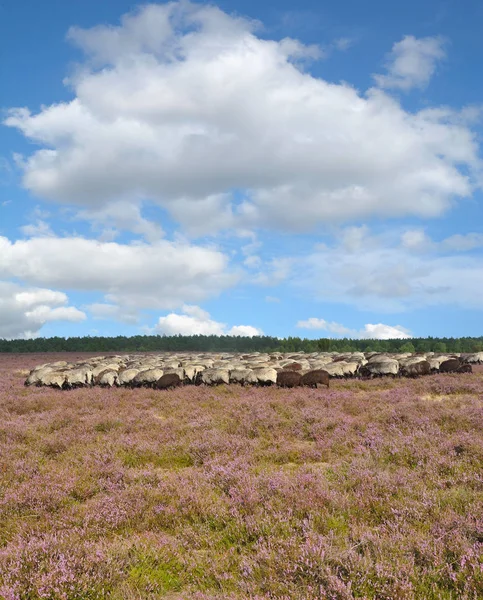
0;352;482;598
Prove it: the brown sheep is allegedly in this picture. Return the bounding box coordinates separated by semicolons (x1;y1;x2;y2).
401;361;431;378
156;373;182;390
283;362;303;371
301;369;330;389
276;370;302;388
439;359;461;373
457;364;472;374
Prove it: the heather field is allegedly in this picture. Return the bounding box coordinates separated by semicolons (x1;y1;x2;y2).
0;354;482;600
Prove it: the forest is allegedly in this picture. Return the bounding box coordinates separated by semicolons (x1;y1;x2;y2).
1;334;483;354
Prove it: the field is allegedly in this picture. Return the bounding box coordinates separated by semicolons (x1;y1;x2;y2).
0;353;482;599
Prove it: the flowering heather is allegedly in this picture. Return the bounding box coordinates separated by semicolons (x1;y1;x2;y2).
0;353;482;599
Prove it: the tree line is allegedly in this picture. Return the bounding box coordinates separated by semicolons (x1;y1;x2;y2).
0;334;482;354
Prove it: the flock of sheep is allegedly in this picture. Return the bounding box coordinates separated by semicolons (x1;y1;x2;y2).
24;350;482;390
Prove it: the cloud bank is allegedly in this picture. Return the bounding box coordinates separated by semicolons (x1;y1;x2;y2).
296;317;411;339
155;305;263;336
0;236;236;310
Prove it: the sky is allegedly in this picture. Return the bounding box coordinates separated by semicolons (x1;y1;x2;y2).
1;0;483;341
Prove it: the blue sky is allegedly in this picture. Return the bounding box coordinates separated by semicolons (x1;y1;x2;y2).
1;0;483;340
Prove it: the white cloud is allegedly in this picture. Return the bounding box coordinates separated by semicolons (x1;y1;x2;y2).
401;229;430;250
296;316;411;339
4;4;479;237
244;255;262;268
0;282;86;339
19;206;54;238
0;235;237;311
15;288;67;308
155;304;263;336
252;258;294;286
296;317;352;335
265;295;280;303
374;35;447;91
76;201;163;242
156;312;225;336
180;304;211;321
24;305;86;323
441;232;483;252
362;323;411;339
298;226;483;311
228;324;262;336
86;302;139;324
20;220;54;238
401;229;483;253
333;37;354;51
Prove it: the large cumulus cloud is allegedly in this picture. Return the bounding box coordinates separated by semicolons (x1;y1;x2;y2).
5;1;480;236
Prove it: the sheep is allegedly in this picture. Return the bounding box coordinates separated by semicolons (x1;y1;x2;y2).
463;352;483;364
35;370;67;389
323;363;346;378
117;368;140;386
400;360;431;378
91;363;120;379
25;367;53;387
300;369;330;389
457;363;472;374
253;367;278;386
183;365;205;384
68;368;88;386
276;370;302;388
156;373;182;389
282;362;304;371
339;361;360;377
98;369;118;387
439;359;461;373
229;369;258;386
198;369;230;386
360;360;399;378
132;368;165;387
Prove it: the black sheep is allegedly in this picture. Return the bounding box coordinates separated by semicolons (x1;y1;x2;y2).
401;361;431;378
156;373;182;389
300;369;330;389
277;370;302;388
439;359;461;373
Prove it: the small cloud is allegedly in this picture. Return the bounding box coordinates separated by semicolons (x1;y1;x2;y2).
297;317;352;335
333;37;354;51
228;324;263;336
76;201;163;243
252;258;294;286
401;229;430;250
0;157;14;185
244;255;262;268
361;323;411;340
87;302;139;324
441;233;483;252
374;35;447;91
265;296;280;303
181;304;211;321
20;220;54;238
